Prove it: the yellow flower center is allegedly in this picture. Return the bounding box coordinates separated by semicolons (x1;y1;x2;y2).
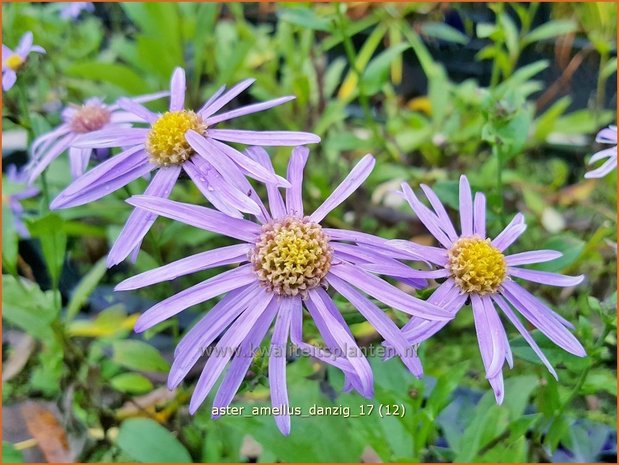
250;217;332;297
69;103;111;133
6;54;24;71
447;235;507;295
145;111;207;166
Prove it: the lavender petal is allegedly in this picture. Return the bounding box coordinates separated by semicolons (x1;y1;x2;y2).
310;155;375;223
126;195;261;242
106;166;181;267
206;96;295;126
207;129;320;146
135;264;256;333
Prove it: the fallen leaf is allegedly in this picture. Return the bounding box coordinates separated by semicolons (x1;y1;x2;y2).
3;332;35;382
21;401;72;463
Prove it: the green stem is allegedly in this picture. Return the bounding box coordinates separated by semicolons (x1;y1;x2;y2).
494;143;506;226
594;50;609;128
335;4;387;154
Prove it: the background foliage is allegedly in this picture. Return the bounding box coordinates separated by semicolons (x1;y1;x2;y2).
2;2;617;463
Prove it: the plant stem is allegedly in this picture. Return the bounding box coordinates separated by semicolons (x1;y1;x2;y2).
494;143;506;226
335;4;389;156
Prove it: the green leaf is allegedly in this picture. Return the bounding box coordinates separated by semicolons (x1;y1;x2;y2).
2;442;23;463
65;62;147;94
117;418;192;463
502;376;539;418
533;235;585;272
524;20;577;45
112;340;170;373
278;7;332;32
2;203;19;275
66;258;108;321
421;22;469;45
2;275;58;340
27;213;67;287
361;43;410;95
110;373;154;394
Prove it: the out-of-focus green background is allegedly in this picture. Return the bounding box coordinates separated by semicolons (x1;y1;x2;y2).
2;2;616;463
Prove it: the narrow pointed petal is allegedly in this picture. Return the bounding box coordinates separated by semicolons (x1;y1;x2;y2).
401;183;453;248
72;128;149;148
135;264;256;333
328;262;450;320
126;196;260;242
117;97;158;123
245;146;286;219
459;175;473;236
310;155;375;223
471;294;504;379
285;146;309;217
27;134;76;183
189;292;275;413
197;84;227;116
492;213;526;251
54;145;146;197
207;129;320;146
585;156;617;178
169;67;186;111
172;284;259;361
473;192;486;237
501;281;585;357
3;70;17;91
198;78;255;118
183;159;242;218
206;137;290;187
508;267;584;287
420;184;458;240
211;296;278;416
51;158;153;209
269;302;293;435
107;166;181;267
488;372;505;404
117;244;250;291
206;96;295;126
505;250;562;266
492;294;558;379
68;147;92;179
288;297;359;376
306;289;374;398
328;274;423;377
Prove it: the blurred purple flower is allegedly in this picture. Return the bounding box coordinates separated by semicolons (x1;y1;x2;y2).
59;2;94;20
2;32;45;91
27;94;167;184
5;165;40;238
51;67;320;267
116;149;450;434
585;125;617;179
388;175;585;403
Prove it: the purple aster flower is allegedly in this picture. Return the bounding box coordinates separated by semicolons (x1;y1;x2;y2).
27;94;167;184
387;175;585;403
2;32;45;91
50;67;320;267
59;2;94;20
116;149;450;435
585;125;617;179
4;165;40;238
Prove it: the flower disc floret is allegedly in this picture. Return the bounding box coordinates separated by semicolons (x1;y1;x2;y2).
146;110;207;166
69;103;111;133
250;217;332;297
447;235;507;295
5;54;24;71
